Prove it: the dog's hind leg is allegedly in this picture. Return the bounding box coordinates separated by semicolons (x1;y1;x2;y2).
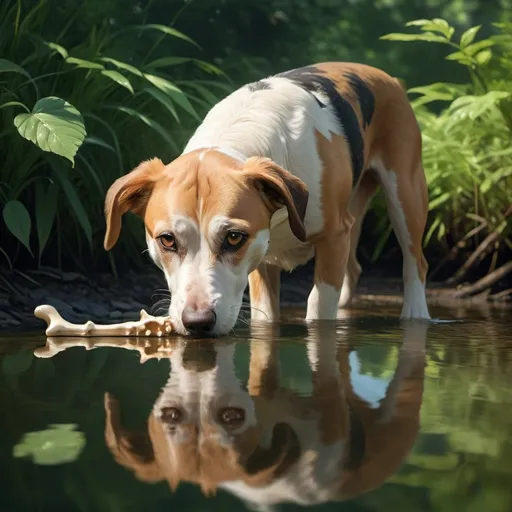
338;172;378;308
372;151;430;320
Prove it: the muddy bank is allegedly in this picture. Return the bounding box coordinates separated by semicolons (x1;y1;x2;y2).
0;260;510;332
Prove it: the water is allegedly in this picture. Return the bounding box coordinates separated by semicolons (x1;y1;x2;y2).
1;303;512;512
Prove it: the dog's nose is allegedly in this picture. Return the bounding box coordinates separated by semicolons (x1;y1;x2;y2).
181;307;216;335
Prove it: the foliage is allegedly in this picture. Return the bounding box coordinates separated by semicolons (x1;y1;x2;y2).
0;0;230;273
370;18;512;281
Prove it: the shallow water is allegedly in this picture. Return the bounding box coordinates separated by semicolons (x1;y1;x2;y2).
1;303;512;512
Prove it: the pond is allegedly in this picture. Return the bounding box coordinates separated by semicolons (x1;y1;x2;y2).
1;303;512;512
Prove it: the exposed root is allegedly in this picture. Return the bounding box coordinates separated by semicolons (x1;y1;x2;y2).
452;261;512;299
446;230;500;286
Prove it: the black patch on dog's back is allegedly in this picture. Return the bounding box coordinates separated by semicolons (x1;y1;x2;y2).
344;72;375;129
277;66;364;185
247;80;272;92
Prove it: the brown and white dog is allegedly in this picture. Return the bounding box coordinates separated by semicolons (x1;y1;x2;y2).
103;322;427;507
104;63;431;336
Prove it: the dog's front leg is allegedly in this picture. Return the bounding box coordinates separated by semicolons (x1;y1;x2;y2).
248;263;281;322
306;217;353;320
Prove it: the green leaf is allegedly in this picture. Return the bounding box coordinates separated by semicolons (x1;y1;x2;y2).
44;41;68;59
424;216;442;246
464;39;495;56
0;101;29;112
460;26;481;49
429;192;452;210
0;58;31;78
143;86;180;123
35;181;58;257
3;200;32;255
106;105;179;153
145;56;193;69
475;50;492;66
65;57;104;70
423;19;454;39
448;91;511;123
99;57;143;76
82;113;123;172
13;424;85;466
143;73;200;120
405;19;431;28
76;155;103;194
146;57;225;76
380;33;448;44
133;24;200;49
100;70;134;93
445;51;475;67
403;18;454;38
185;82;221;105
83;135;116;153
14;96;86;165
51;163;93;247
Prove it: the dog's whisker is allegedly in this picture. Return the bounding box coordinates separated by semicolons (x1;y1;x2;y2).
232;304;269;320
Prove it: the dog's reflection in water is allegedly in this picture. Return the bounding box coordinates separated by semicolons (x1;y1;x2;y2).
103;322;427;507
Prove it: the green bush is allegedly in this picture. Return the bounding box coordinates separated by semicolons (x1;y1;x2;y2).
372;19;512;282
0;0;231;274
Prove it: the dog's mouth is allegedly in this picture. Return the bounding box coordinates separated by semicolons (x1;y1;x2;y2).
181;341;218;372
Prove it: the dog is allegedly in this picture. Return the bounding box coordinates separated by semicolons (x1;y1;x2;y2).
103;321;427;507
103;62;431;336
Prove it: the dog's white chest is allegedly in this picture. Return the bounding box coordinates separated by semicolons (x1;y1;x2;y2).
262;209;315;271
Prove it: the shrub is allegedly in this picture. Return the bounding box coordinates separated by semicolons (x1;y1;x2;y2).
0;0;231;275
373;19;512;287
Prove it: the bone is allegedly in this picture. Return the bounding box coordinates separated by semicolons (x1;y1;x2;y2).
34;305;174;338
33;336;176;362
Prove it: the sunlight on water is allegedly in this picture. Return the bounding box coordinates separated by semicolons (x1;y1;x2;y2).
1;302;511;511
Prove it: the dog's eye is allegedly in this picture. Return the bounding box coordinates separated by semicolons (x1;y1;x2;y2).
222;231;247;251
218;407;245;427
158;233;177;251
160;407;182;423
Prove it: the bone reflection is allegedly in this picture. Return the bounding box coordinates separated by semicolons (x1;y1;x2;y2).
102;320;428;506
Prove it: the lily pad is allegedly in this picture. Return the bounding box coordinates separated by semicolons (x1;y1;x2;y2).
13;424;86;465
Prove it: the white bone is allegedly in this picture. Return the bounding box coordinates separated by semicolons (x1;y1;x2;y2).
34;304;174;338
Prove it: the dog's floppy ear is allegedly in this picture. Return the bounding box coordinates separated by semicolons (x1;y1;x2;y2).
104;158;166;250
243;157;309;242
104;393;163;483
242;422;300;485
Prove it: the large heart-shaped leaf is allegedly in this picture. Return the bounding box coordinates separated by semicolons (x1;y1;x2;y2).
14;97;86;165
2;200;32;255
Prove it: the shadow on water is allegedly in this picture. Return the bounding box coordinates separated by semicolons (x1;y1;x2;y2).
1;303;512;511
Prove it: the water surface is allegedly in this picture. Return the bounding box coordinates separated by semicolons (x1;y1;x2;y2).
1;303;512;512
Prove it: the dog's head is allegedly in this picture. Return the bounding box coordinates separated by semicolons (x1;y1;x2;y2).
103;150;308;336
104;341;300;494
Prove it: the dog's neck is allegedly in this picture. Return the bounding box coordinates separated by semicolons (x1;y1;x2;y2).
182;145;248;163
